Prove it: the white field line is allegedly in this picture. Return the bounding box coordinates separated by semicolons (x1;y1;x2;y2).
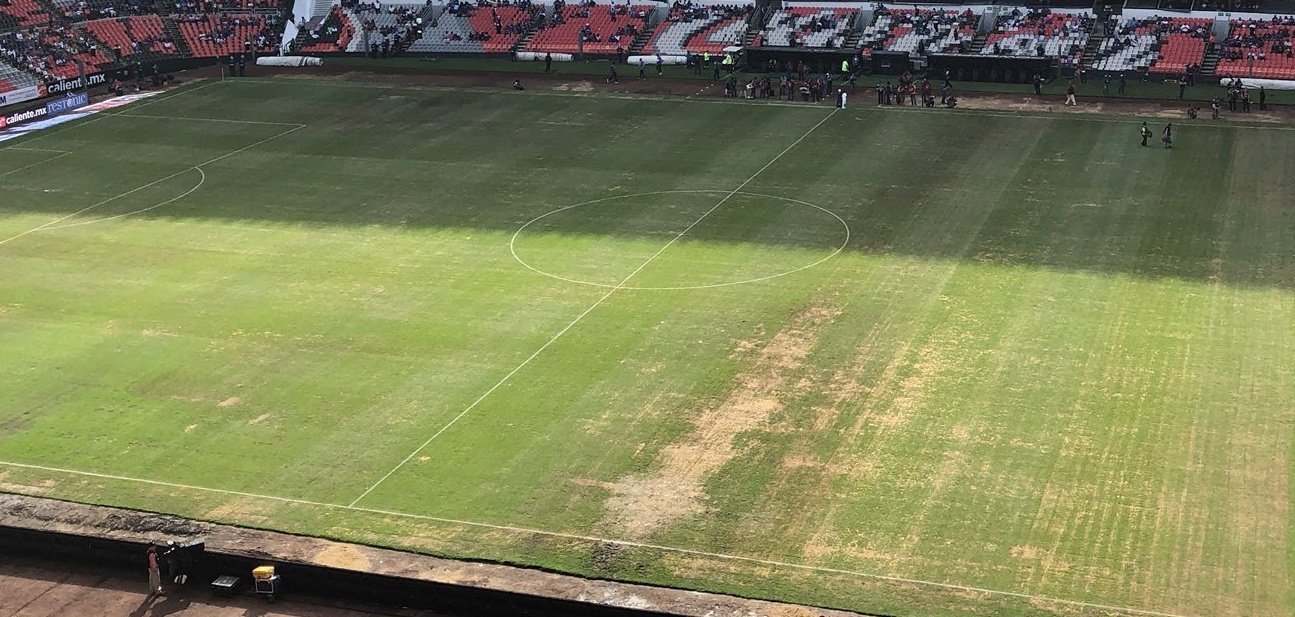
0;123;303;246
39;168;206;231
347;108;842;508
0;459;1191;617
0;79;223;151
0;149;71;178
114;113;306;127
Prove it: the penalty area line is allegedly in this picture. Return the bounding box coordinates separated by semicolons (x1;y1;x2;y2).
0;458;1192;617
346;107;842;508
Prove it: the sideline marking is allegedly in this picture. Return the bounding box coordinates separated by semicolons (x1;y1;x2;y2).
508;189;850;291
348;108;841;508
0;149;71;178
0;123;303;245
0;80;223;150
115;113;306;127
0;459;1192;617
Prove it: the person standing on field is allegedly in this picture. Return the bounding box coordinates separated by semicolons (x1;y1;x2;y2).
147;543;162;596
1140;122;1151;147
1065;81;1076;106
1162;123;1173;148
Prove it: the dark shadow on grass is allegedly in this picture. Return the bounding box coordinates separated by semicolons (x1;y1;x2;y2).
2;80;1292;294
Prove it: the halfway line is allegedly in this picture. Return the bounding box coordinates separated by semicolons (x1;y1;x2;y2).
348;108;841;507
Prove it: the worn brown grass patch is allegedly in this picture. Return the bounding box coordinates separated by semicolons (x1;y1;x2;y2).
599;306;840;539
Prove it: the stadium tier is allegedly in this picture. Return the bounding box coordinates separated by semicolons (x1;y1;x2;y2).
524;3;651;55
0;0;52;28
859;7;978;58
981;9;1092;65
644;5;749;56
0;25;113;80
0;58;42;92
756;7;855;49
1216;18;1295;79
299;5;354;53
405;12;479;52
176;14;276;57
1091;16;1211;74
465;4;532;52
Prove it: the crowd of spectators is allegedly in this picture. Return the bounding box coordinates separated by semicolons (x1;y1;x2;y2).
0;25;107;80
866;5;978;54
664;1;749;23
442;0;541;42
1218;17;1295;61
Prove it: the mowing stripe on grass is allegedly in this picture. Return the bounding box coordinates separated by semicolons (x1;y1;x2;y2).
0;458;1192;617
347;107;843;508
0;149;70;177
114;113;306;127
0;122;304;245
0;79;223;151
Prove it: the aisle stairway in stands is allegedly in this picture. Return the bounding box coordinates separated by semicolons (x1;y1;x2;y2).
164;17;195;56
514;29;537;53
843;28;862;50
1080;29;1103;68
32;0;60;24
628;20;656;55
967;32;987;54
1199;46;1219;77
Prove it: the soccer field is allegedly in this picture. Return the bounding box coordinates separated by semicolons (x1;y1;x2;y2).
0;78;1291;617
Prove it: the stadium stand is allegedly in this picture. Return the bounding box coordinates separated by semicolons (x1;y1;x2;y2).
1215;17;1295;78
405;0;538;53
176;14;277;56
980;9;1092;65
0;58;42;92
299;5;354;52
525;1;651;55
644;3;751;56
757;6;856;48
347;2;425;52
405;11;480;52
0;25;113;80
1091;16;1211;74
859;6;978;58
81;16;178;57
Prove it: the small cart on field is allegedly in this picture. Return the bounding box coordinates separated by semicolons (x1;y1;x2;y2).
252;566;280;601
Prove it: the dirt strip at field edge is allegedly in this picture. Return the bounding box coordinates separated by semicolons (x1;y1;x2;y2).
0;493;867;617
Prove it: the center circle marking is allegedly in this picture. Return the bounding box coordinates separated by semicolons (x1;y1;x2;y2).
509;190;850;291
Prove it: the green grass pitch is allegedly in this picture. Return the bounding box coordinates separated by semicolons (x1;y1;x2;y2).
0;78;1291;617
